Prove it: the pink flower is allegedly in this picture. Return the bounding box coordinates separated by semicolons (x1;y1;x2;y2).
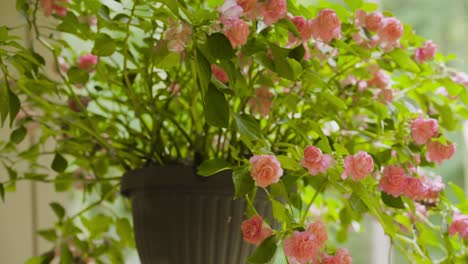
425;141;456;165
379;165;408;197
248;87;274;116
57;56;70;73
249;154;283;188
368;69;391;89
448;213;468;239
322;248;353;264
340;75;357;88
403;177;426;201
237;0;257;14
365;12;384;32
342;151;374;181
241;215;272;245
78;54;98;72
409;203;428;222
260;0;287;26
224;19;250;48
41;0;68;17
284;231;319;264
211;64;229;83
377;17;403;45
219;0;243;27
355;10;366;27
378;88;393;102
301;146;334;176
420;175;445;203
68;96;92;113
311;9;341;43
411;115;439;144
308;221;328;247
165;20;192;53
414;41;437;63
291;16;313;41
452;72;468;87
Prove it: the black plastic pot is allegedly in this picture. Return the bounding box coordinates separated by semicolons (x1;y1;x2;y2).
121;164;273;264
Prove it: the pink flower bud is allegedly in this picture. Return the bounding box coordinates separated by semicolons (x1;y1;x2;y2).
78;54;98;72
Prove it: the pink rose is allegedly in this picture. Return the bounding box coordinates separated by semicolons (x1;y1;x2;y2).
342;151;374;181
452;71;468;87
78;54;98;72
291;16;313;41
414;41;437;63
165;20;193;53
378;88;393;103
308;221;327;247
260;0;287;26
241;215;272;245
377;17;403;44
355;10;366;27
311;9;341;43
448;213;468;239
365;12;384;32
379;165;408;197
322;248;353;264
425;141;456;165
249;154;283;187
411;115;439;144
248;87;274;116
41;0;68;17
211;64;229;83
284;227;325;264
224;19;250;48
301;146;334;176
368;69;391;89
403;177;426;201
218;0;243;27
237;0;257;14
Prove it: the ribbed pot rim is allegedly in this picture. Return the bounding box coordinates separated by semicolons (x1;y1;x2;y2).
120;164;235;197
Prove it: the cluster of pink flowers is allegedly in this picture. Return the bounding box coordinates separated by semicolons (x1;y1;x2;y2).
241;215;272;245
448;213;468;240
40;0;68;17
379;165;445;204
284;221;329;264
249;154;283;187
289;9;341;44
164;20;193;53
321;248;353;264
342;151;374;181
355;10;403;51
301;146;334;176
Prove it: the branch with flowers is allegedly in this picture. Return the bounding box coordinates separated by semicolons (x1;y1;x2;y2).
1;0;468;263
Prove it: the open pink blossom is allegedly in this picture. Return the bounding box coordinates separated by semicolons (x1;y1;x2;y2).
291;16;313;41
224;19;250;48
237;0;257;14
284;230;319;264
425;141;456;165
308;221;328;247
452;71;468;87
378;88;393;102
342;151;374;181
241;215;272;245
260;0;287;26
311;9;341;43
414;41;437;63
321;248;353;264
379;165;408;197
368;69;391;89
165;20;192;53
411;115;439;144
403;177;427;201
355;10;366;27
249;154;283;188
41;0;68;17
78;54;98;72
377;17;403;45
301;146;334;176
219;0;243;27
448;213;468;239
211;64;229;83
420;175;445;203
248;87;274;116
365;12;384;32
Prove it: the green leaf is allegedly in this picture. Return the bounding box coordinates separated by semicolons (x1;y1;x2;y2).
349;193;369;214
38;228;58;242
158;0;178;15
449;182;467;205
322;90;347;110
81;214;113;235
60;243;73;264
67;67;90;84
271;45;302;81
276;155;299;171
195;49;211;95
387;48;420;73
197;158;232;177
51;153;68;173
92;33;116;56
232;167;255;199
8;88;20;127
269;181;288;199
204;84;230;128
233;113;262;146
0;84;8;126
206;33;235;60
344;0;363;10
50;202;65;220
381;192;405;209
0;183;4;202
271;199;289;224
25;255;54;264
247;235;277;264
116;218;135;247
10;126;27;144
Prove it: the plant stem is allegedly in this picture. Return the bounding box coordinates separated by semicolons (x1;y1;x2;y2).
300;178;327;224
